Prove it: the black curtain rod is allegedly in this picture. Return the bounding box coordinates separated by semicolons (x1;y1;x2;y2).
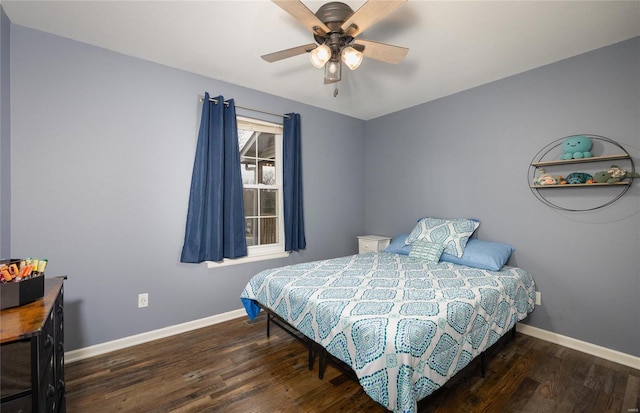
200;96;290;119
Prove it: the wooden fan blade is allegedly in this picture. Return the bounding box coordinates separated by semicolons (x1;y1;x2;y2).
341;0;407;37
273;0;330;35
261;43;318;63
354;39;408;64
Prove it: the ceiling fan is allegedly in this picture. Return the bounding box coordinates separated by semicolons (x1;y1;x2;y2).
262;0;409;86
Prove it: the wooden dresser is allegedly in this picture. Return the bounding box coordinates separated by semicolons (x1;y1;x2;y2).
1;277;66;412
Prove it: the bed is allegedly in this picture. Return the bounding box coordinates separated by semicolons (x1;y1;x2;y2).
240;221;536;412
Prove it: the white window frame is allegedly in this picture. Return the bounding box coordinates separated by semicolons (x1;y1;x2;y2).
207;116;288;268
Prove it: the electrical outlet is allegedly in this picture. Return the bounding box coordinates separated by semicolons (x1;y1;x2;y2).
138;293;149;308
535;291;541;306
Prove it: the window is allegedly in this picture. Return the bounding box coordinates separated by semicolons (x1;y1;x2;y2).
208;116;288;267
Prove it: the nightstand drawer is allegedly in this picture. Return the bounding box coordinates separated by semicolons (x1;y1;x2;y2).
359;239;379;253
357;235;391;254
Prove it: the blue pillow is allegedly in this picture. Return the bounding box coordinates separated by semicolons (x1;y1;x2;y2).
384;233;412;255
440;239;514;271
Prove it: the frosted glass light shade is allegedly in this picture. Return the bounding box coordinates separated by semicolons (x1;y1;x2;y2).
341;46;363;70
324;59;341;82
309;44;331;68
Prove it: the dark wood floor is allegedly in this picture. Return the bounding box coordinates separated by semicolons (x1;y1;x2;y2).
66;313;640;412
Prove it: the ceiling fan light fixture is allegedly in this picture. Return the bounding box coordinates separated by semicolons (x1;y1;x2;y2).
341;46;363;70
309;44;331;68
263;0;409;85
324;58;342;82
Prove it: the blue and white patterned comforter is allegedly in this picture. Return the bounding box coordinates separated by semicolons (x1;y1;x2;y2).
240;251;535;413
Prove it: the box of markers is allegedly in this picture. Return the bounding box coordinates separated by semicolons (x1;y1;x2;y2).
0;258;47;310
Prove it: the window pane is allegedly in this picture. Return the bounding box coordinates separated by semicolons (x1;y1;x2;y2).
259;217;278;244
260;189;277;216
241;132;257;157
238;130;254;152
260;163;276;185
243;189;257;217
257;133;276;160
245;218;258;246
241;157;256;184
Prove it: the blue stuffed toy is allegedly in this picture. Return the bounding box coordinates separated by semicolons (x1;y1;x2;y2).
565;172;593;184
560;135;593;160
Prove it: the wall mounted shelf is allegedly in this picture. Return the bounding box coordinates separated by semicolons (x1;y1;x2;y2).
530;153;630;168
529;181;631;189
528;135;635;211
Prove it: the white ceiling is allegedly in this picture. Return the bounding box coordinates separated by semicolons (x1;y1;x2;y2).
2;1;639;120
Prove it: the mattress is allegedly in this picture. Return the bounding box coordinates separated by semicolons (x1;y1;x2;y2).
241;251;536;412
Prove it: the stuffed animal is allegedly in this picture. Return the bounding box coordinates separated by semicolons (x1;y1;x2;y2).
560;135;593;160
593;170;611;183
533;169;559;185
605;165;639;183
565;172;593;184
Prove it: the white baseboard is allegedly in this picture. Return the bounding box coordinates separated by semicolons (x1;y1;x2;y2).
65;311;640;371
65;308;247;364
517;323;640;370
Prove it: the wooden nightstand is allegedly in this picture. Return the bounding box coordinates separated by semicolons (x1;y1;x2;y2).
357;235;391;254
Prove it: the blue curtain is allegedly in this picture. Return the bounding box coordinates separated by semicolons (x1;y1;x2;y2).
283;113;306;251
180;93;247;263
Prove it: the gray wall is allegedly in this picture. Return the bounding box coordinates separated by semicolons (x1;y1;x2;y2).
0;6;10;258
6;17;639;358
365;37;640;357
9;25;365;350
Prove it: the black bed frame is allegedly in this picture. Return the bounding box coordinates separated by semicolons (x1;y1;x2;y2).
262;303;316;371
259;303;517;383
